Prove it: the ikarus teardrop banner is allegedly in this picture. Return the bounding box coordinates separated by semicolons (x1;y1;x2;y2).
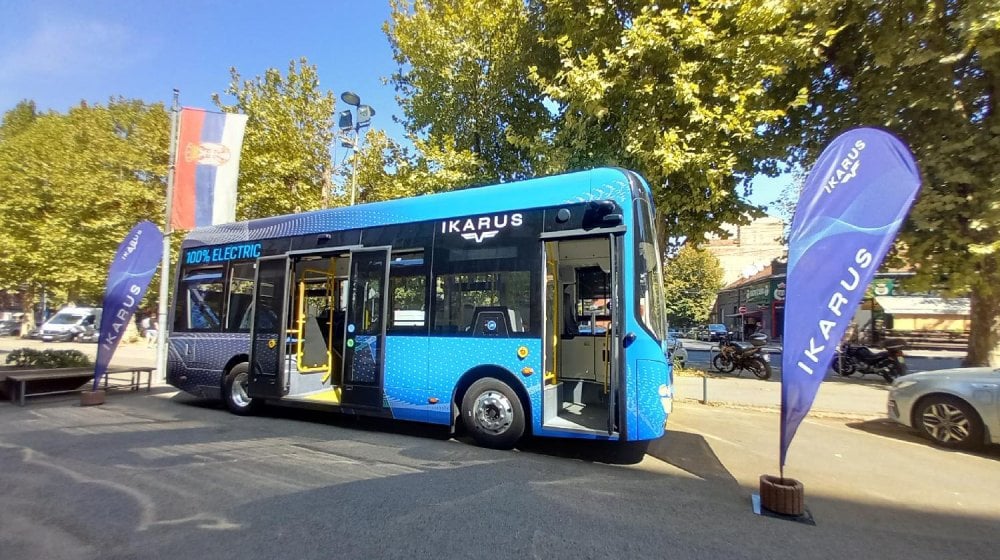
92;221;164;390
780;128;921;468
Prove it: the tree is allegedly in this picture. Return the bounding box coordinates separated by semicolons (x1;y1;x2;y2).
771;1;1000;365
0;99;168;321
346;129;483;204
214;58;336;219
662;245;724;327
387;1;830;249
386;0;553;184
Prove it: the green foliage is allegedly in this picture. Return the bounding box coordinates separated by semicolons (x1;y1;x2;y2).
772;0;1000;364
5;348;92;369
0;99;168;307
346;129;484;205
663;245;724;327
386;1;828;247
213;58;336;219
386;0;552;184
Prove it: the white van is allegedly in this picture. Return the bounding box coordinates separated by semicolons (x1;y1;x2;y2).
39;307;102;342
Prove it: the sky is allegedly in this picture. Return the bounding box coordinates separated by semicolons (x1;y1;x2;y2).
0;0;788;212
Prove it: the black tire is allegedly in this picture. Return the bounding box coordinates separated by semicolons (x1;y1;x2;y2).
832;355;855;376
915;395;984;450
223;363;262;416
881;361;905;383
461;377;525;449
712;353;735;373
747;357;772;380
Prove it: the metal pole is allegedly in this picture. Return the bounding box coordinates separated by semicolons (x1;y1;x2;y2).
349;126;362;206
701;373;708;404
155;89;180;384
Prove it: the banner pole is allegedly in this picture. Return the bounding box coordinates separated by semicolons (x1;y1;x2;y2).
155;89;180;384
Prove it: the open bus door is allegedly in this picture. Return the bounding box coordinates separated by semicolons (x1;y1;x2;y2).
249;255;291;398
340;247;391;409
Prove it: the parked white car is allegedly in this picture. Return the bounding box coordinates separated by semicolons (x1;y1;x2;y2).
888;367;1000;450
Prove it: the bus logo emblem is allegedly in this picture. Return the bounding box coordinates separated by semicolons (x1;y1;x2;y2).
442;213;523;243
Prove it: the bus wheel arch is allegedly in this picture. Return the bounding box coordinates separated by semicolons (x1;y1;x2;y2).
452;366;531;448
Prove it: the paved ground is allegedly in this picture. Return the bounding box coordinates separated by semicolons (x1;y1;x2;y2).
0;384;996;559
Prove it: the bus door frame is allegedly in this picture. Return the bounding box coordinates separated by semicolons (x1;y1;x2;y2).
248;254;292;399
340;246;392;409
540;227;625;436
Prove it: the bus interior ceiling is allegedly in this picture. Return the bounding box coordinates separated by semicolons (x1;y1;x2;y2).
284;255;350;401
543;237;614;433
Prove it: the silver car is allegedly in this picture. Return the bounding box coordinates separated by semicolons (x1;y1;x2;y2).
888;367;1000;450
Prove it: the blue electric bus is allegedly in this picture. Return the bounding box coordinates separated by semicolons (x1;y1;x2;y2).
167;167;672;449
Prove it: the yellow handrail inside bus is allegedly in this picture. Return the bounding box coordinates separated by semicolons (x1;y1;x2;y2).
296;276;332;375
547;244;558;386
322;273;339;385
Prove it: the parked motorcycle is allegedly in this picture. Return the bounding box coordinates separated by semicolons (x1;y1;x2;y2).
712;333;772;380
831;340;907;383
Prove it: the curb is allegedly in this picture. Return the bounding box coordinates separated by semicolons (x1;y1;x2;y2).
675;397;884;421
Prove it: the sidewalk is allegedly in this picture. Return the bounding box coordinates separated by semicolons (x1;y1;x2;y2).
674;373;889;419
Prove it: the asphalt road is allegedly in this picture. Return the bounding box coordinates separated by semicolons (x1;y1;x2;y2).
1;385;997;559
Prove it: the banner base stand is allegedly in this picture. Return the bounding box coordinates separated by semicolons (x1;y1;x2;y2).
80;390;106;407
751;493;816;525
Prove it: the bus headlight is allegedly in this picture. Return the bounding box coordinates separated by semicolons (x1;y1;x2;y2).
658;384;673;414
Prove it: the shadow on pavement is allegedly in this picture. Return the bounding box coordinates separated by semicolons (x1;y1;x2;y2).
846;418;1000;461
647;430;741;488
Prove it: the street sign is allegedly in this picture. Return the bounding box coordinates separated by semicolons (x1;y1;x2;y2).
738;305;747;314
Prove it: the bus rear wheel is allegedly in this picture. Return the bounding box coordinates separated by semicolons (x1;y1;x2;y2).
461;378;525;449
223;363;262;416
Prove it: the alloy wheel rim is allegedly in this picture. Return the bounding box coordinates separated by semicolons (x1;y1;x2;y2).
231;371;251;408
473;390;513;434
922;403;971;443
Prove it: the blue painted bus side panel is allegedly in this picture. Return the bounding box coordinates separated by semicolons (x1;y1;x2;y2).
383;336;430;423
401;337;544;427
634;358;670;440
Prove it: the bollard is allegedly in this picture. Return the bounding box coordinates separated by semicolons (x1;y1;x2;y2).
701;373;708;404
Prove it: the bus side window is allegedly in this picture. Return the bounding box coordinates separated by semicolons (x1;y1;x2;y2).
175;268;225;332
226;262;256;332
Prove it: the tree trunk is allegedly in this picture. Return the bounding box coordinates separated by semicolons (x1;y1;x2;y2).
964;285;1000;367
19;288;36;334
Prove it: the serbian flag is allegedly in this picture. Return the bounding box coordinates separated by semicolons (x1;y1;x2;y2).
780;127;921;469
171;108;249;230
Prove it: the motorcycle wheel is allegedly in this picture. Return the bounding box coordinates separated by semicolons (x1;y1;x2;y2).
712;354;736;373
832;355;855;376
747;357;772;380
881;362;906;383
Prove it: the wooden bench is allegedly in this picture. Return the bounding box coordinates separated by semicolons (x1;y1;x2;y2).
6;366;155;406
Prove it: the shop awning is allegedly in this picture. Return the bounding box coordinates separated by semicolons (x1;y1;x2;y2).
874;296;970;316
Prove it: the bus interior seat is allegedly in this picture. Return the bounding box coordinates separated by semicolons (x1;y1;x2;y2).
471;306;513;337
300;315;329;369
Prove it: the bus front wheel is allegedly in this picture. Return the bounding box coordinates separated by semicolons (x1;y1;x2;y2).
461;378;525;449
223;363;262;416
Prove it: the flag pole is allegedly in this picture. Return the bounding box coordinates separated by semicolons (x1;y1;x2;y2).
155;89;180;383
